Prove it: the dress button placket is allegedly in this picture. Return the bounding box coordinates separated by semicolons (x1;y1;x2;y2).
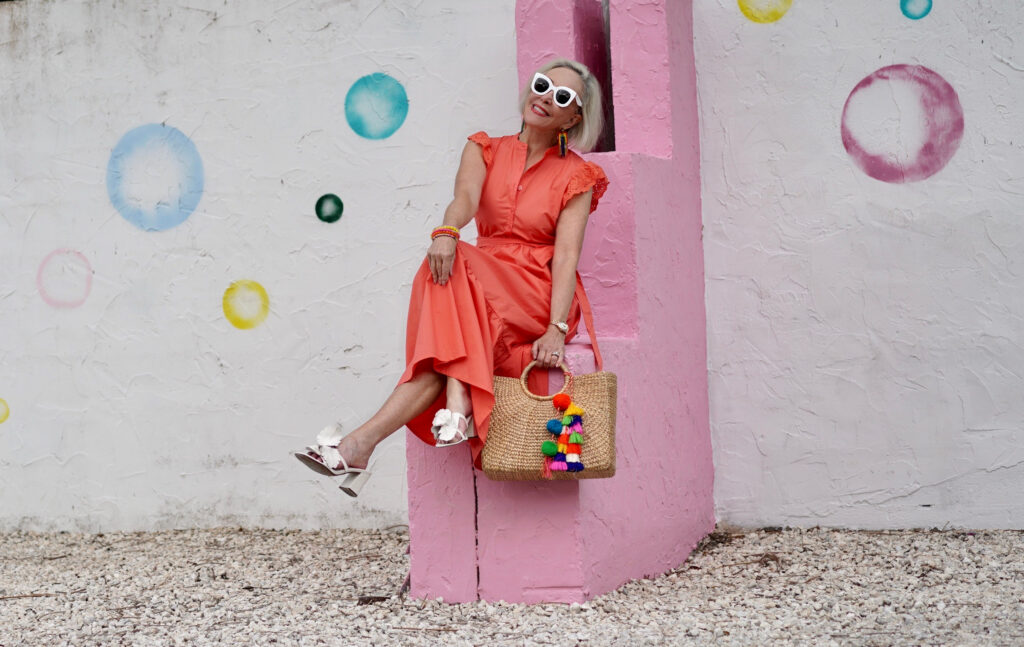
510;147;526;233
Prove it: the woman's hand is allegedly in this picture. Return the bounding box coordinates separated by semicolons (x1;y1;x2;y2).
532;326;566;368
427;236;458;285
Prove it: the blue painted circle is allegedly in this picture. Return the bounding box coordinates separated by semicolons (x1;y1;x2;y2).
345;73;409;140
900;0;932;19
106;124;205;231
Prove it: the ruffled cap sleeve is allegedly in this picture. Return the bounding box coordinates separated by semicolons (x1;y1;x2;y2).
467;131;493;168
562;161;609;213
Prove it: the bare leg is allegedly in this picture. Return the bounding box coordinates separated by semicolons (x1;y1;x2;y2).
444;376;474;436
328;370;445;469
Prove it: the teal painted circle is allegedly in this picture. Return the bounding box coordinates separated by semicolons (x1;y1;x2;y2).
900;0;932;19
345;73;408;140
315;194;344;223
107;124;204;231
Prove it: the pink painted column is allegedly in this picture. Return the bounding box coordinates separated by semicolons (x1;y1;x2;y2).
406;0;714;603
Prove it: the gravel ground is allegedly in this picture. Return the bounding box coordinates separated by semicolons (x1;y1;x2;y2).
1;526;1022;646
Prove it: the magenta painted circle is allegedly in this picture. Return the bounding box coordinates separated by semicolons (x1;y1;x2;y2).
841;65;964;183
37;249;93;308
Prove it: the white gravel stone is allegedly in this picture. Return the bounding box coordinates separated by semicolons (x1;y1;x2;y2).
2;527;1023;645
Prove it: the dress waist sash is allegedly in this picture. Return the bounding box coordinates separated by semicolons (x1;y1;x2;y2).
476;235;551;248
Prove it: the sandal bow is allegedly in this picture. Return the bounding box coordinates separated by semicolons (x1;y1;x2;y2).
432;409;460;443
431;409;474;446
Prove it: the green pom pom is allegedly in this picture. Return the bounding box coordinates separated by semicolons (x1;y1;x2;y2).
569;432;583;444
562;415;573;426
541;440;558;457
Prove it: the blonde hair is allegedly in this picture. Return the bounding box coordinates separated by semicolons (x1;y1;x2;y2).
518;58;604;153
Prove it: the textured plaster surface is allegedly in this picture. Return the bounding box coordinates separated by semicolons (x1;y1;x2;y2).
696;1;1024;528
405;435;477;603
578;0;714;597
0;0;518;531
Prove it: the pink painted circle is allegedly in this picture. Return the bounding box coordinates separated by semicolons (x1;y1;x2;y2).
841;64;964;183
37;249;93;308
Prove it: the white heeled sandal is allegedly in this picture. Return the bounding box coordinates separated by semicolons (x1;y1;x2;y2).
293;424;373;497
431;409;476;447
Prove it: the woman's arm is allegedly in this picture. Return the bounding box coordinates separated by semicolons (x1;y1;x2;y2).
532;188;593;367
428;141;487;285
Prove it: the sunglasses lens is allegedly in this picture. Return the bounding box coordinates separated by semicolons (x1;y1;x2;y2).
555;89;573;107
533;76;550;94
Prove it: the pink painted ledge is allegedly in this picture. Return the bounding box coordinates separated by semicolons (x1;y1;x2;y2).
406;0;713;604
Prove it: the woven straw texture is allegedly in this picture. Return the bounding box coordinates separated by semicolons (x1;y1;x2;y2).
483;362;617;481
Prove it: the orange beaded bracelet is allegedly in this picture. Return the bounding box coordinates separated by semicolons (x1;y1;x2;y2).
431;225;460;241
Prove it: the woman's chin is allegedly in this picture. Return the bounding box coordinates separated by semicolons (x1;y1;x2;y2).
521;113;553;131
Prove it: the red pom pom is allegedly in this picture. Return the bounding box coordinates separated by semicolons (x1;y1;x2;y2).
552;393;571;410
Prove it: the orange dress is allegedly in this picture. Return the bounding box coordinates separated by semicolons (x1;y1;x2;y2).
399;131;609;468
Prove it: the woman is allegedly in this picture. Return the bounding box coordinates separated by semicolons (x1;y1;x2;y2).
295;58;609;496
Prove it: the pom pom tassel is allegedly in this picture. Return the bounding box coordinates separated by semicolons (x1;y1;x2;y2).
542;395;587;475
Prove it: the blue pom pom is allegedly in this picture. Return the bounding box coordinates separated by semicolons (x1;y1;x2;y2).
554;453;566;462
571;415;582;426
547;419;562;434
567;462;584;472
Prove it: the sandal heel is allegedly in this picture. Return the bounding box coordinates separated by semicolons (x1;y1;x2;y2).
339;470;372;497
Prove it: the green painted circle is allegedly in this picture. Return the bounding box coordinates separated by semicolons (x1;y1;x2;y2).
316;194;344;223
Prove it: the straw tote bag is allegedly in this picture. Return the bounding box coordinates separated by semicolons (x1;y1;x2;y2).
482;292;617;481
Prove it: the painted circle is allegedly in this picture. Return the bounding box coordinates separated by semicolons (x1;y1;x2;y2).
738;0;793;23
316;194;344;223
223;280;270;329
0;399;8;424
345;73;409;140
841;65;964;183
900;0;932;19
37;249;93;308
107;123;205;231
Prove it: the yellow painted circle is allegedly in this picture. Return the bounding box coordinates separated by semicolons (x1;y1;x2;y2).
738;0;793;23
0;399;9;424
223;280;270;329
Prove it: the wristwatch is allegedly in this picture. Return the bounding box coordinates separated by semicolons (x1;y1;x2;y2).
550;321;569;334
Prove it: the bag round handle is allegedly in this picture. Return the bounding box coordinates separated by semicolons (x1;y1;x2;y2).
519;360;573;401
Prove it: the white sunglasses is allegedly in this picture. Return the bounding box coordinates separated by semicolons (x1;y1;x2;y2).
530;72;583;108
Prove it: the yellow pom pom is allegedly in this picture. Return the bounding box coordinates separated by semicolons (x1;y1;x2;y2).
565;404;585;416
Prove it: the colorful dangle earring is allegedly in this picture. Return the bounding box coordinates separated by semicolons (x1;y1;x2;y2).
558;129;568;157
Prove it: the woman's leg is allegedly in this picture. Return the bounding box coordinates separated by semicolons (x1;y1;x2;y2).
329;369;445;469
445;376;473;427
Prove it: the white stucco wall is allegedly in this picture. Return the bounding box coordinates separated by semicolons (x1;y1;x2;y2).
7;0;1022;533
697;1;1024;528
0;0;517;531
